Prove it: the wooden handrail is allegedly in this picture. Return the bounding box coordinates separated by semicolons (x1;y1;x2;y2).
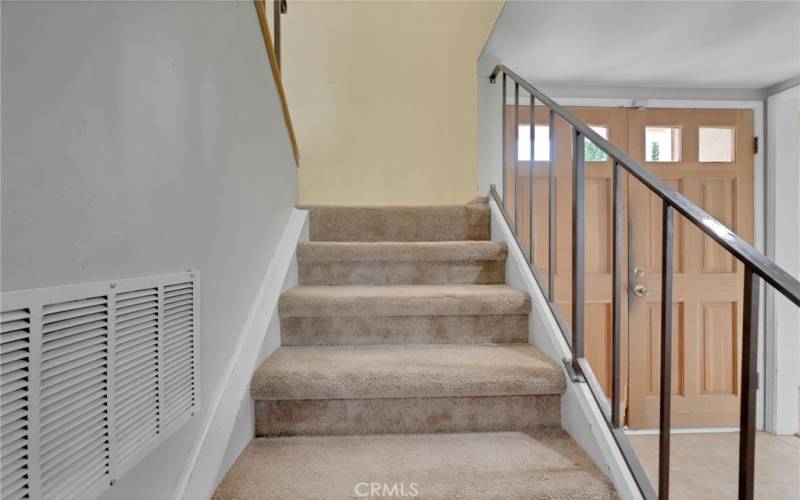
254;0;300;165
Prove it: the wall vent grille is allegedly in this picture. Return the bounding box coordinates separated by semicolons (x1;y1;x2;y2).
114;288;159;467
40;295;110;499
0;272;200;500
1;308;31;500
162;282;196;428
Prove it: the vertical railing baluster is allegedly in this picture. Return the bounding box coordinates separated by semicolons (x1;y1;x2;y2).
572;130;585;369
273;0;282;67
514;83;520;236
739;266;760;500
501;73;507;207
611;161;622;428
548;109;556;302
529;94;536;263
659;202;675;499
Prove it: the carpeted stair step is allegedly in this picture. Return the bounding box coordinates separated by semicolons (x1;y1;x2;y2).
306;204;490;242
280;284;530;346
251;344;564;436
213;430;616;500
252;344;563;400
297;241;507;285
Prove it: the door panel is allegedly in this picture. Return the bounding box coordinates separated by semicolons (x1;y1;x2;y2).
626;108;753;429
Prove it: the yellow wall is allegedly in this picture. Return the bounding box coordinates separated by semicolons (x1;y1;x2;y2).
282;0;504;205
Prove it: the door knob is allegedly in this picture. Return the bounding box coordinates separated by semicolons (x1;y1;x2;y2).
633;266;647;277
633;285;650;297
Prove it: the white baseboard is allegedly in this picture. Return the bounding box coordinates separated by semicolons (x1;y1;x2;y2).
488;199;642;500
172;208;309;500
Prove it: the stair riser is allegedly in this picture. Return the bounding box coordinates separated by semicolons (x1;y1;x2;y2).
281;314;528;346
308;206;490;242
298;260;505;285
255;395;560;436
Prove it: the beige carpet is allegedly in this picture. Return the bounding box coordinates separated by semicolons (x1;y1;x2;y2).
305;204;491;242
297;241;507;262
254;395;563;436
278;284;531;317
213;430;615;500
280;313;530;346
251;344;565;400
297;241;507;286
214;203;617;498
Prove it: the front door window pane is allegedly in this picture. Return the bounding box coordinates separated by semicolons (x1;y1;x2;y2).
645;127;682;162
699;127;735;162
585;125;609;161
517;125;550;161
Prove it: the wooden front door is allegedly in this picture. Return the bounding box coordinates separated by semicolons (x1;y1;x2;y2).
505;105;754;429
626;108;754;429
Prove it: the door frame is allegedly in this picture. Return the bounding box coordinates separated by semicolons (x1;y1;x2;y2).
552;97;766;431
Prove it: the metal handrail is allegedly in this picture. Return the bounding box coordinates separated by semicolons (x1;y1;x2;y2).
490;65;800;306
489;64;800;500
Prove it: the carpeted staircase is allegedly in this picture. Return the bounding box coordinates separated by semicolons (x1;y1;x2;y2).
214;203;616;499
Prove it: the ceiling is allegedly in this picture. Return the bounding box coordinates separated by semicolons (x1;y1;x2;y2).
483;1;800;90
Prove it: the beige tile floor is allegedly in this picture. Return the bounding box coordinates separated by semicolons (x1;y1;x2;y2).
628;432;800;499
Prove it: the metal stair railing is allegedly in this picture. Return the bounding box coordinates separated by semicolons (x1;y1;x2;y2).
489;64;800;500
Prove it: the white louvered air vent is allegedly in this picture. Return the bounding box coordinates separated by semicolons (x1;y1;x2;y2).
162;283;196;429
40;296;111;499
0;272;200;500
1;308;31;500
113;288;159;466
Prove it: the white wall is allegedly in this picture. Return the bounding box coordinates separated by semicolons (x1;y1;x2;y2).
765;85;800;435
1;1;298;498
